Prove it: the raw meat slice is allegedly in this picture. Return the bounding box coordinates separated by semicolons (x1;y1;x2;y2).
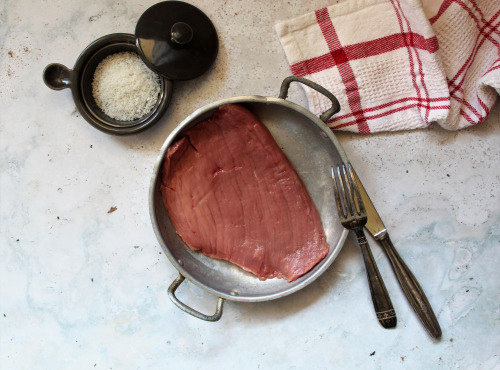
160;104;329;282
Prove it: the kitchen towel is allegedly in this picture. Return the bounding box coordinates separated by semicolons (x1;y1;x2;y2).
275;0;500;133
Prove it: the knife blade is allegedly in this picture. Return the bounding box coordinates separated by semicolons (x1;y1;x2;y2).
352;168;442;339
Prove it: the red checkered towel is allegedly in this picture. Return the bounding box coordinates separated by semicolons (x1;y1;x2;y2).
275;0;500;133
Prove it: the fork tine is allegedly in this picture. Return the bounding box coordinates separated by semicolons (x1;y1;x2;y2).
338;162;364;217
331;167;345;218
332;163;367;219
345;163;365;216
337;164;355;216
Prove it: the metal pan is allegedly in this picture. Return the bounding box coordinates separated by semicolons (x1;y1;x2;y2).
149;76;349;321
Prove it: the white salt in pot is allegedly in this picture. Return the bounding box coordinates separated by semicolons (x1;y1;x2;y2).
43;33;173;135
149;76;350;321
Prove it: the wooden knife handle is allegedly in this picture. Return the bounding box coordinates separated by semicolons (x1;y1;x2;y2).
355;228;397;329
379;235;442;338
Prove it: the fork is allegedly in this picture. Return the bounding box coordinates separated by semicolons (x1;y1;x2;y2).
332;163;397;329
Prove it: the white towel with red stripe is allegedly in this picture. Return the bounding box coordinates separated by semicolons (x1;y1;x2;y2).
275;0;500;133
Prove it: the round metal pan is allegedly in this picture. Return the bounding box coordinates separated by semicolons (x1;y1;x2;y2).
149;76;349;321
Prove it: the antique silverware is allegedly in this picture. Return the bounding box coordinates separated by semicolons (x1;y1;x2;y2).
352;169;442;338
332;163;397;328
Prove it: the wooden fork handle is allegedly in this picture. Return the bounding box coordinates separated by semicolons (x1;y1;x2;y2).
355;228;397;329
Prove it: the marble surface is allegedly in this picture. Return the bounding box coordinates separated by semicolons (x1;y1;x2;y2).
1;0;499;368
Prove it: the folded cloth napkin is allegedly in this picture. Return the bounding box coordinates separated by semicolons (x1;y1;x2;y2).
275;0;500;133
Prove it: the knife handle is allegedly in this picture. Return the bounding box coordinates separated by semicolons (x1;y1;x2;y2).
355;228;397;329
379;235;442;339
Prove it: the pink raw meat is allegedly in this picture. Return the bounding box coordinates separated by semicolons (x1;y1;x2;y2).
160;104;329;282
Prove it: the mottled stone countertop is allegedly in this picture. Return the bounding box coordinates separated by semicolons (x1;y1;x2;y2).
1;0;499;369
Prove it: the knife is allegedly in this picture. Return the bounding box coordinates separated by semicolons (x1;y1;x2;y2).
352;168;442;339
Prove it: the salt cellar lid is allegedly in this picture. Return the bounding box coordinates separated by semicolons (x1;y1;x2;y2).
135;1;219;81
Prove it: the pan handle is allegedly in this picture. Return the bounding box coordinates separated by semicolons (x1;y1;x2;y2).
168;274;225;322
278;76;340;123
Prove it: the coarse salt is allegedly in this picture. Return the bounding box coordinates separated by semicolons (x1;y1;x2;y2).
92;51;160;121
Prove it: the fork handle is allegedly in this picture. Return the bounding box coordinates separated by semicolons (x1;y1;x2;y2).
379;235;442;338
355;228;397;329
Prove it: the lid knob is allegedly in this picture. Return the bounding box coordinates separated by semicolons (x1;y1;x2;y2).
171;22;193;45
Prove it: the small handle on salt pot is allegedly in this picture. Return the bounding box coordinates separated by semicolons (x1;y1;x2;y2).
278;76;341;123
168;274;225;322
43;63;73;90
